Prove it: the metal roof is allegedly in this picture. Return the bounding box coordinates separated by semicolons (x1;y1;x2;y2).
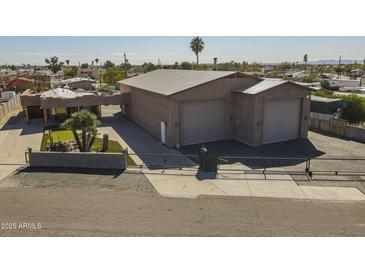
234;78;315;94
118;69;240;96
311;95;343;102
233;79;287;94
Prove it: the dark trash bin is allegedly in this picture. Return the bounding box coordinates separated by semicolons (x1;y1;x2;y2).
199;146;217;172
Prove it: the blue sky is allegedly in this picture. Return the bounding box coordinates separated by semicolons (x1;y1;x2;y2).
0;36;364;65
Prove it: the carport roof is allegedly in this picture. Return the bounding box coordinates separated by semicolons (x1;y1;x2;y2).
118;69;250;96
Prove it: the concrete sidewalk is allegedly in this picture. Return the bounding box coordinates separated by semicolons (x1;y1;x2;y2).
129;168;365;201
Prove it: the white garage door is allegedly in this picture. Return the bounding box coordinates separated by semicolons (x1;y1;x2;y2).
182;99;225;145
262;98;301;144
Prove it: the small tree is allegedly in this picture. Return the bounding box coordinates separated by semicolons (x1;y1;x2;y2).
45;56;62;74
102;66;126;85
180;61;192;70
61;110;100;152
104;60;115;69
95;58;99;67
142;62;156;72
65;59;70;66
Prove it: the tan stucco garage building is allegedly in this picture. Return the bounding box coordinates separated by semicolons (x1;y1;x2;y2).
119;69;311;147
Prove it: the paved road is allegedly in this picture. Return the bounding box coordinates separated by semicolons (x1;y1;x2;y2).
0;176;364;236
0;111;43;180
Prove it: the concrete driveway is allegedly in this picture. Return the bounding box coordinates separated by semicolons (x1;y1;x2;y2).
99;106;196;168
0;111;44;180
180;130;365;171
98;106;365;201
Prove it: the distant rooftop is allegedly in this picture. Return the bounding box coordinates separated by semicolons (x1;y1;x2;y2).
311;95;343;102
61;77;96;84
41;88;95;99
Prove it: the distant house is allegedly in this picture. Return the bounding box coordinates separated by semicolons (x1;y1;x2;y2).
6;77;35;92
119;69;312;147
60;77;97;90
76;67;105;80
329;79;362;88
33;69;64;87
297;82;322;90
350;69;364;79
285;70;312;79
0;70;17;90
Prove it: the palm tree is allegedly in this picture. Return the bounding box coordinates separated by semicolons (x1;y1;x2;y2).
61;110;100;152
95;58;99;67
65;59;70;66
303;54;308;70
190;36;205;69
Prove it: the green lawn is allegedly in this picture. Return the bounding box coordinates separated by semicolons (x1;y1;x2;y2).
40;129;136;166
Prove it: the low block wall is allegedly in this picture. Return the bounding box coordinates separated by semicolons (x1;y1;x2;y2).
310;118;330;132
345;125;365;142
310;117;365;143
28;151;127;170
0;94;21;121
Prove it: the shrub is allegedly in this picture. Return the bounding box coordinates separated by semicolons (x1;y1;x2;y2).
313;91;365;124
340;94;365;124
320;79;331;89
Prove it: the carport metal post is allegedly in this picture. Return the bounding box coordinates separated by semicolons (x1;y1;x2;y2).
43;109;48;126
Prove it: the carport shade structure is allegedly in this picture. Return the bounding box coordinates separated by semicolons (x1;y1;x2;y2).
118;70;312;148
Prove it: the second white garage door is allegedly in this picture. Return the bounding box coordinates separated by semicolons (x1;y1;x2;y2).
262;98;301;144
182;99;225;145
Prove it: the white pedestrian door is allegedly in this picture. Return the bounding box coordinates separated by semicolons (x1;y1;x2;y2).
160;121;166;144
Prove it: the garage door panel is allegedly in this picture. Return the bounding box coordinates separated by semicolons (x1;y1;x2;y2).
263;99;301;144
182;100;225;145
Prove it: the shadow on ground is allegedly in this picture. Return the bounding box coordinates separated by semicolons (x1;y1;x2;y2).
0;112;44;135
1;166;157;194
15;166;124;177
100;115;196;169
179;139;325;169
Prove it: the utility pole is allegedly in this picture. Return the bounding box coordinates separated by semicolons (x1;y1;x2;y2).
123;52;128;74
338;56;342;79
